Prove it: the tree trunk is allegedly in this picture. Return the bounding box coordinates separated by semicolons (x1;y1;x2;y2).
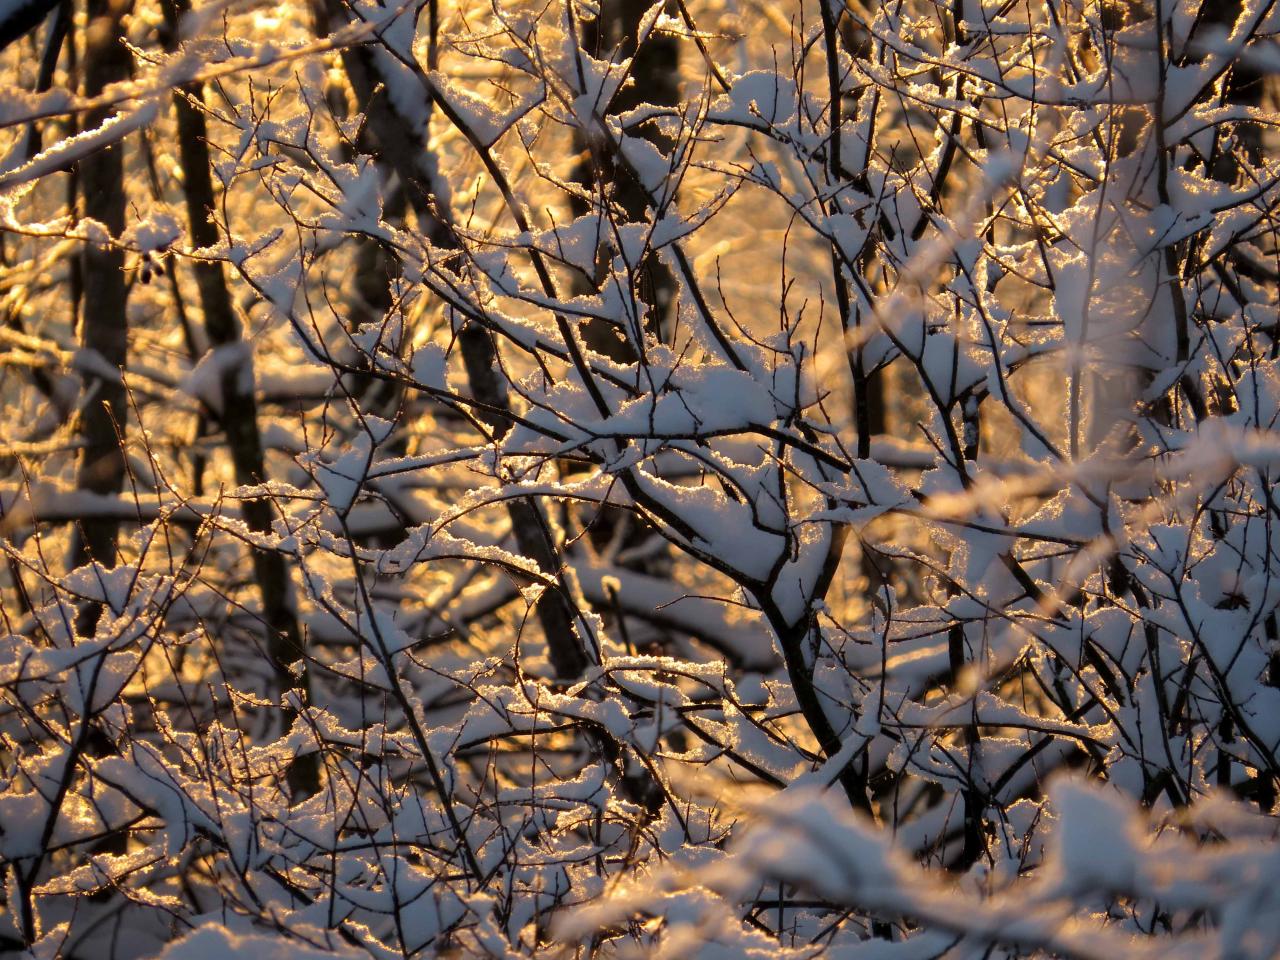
575;0;680;357
318;0;593;678
162;0;318;796
69;0;132;572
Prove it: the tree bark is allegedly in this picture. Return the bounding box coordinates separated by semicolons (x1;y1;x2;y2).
70;0;132;572
319;0;593;678
162;0;318;796
575;0;680;357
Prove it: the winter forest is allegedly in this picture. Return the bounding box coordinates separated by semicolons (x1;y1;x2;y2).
5;0;1280;955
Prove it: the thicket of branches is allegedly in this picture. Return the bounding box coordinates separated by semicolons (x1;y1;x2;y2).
3;0;1280;956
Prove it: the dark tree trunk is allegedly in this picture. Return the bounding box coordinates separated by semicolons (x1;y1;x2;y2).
319;0;593;678
161;0;318;796
70;0;132;572
575;0;680;357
